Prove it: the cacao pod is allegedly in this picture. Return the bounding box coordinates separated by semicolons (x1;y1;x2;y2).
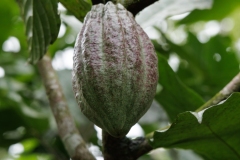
72;2;158;137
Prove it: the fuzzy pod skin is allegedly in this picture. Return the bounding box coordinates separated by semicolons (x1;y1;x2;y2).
72;2;158;137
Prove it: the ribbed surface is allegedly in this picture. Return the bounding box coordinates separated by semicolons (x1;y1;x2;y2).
72;2;158;137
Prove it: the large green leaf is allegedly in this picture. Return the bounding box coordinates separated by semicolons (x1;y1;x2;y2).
59;0;92;22
162;33;239;98
17;0;60;64
152;92;240;160
180;0;240;24
155;54;204;121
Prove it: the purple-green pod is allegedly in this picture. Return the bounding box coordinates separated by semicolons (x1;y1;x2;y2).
72;2;158;137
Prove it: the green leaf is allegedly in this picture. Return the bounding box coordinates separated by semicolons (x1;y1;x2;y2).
163;33;239;97
155;54;204;121
179;0;240;24
17;0;61;64
59;0;92;22
152;92;240;160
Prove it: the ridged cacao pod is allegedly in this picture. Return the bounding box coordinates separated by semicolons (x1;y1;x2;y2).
72;2;158;137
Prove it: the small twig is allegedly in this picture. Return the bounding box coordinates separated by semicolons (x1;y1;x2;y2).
102;131;153;160
37;55;95;160
196;72;240;111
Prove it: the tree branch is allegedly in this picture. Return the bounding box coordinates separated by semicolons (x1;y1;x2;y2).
102;131;153;160
196;72;240;111
37;55;95;160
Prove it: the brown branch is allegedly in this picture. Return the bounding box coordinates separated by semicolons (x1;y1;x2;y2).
37;55;95;160
196;72;240;112
102;131;153;160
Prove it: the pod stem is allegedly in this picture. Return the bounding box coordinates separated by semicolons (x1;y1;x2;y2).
37;55;95;160
102;130;153;160
92;0;158;16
